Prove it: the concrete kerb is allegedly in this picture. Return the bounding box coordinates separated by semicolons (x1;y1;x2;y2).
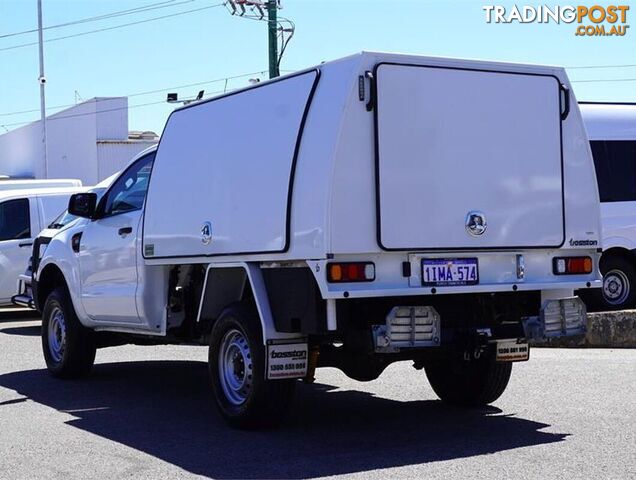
532;310;636;348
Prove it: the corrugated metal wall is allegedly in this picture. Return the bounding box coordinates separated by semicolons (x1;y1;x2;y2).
96;141;157;180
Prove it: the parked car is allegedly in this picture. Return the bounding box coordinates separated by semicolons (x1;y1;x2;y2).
34;52;601;429
0;187;87;306
12;172;121;309
0;178;82;191
580;102;636;310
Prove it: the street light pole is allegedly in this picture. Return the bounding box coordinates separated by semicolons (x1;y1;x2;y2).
37;0;48;178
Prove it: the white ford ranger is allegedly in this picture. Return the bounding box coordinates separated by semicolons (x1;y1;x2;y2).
13;172;121;309
34;52;601;429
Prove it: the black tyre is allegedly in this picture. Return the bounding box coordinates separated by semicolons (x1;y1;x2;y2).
425;357;512;407
208;303;296;429
41;287;96;378
599;255;636;311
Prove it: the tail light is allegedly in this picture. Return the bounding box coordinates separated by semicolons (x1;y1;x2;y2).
553;256;593;275
327;262;375;283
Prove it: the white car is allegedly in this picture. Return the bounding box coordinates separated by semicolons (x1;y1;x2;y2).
0;187;87;305
0;179;81;191
580;102;636;310
34;52;600;429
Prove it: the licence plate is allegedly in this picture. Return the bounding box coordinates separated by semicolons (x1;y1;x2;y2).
422;258;479;286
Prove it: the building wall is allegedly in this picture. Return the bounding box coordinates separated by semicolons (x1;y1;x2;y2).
97;141;157;179
45;100;100;182
0;120;46;178
0;97;154;185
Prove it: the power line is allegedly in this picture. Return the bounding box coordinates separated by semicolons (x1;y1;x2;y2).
0;70;270;128
567;64;636;70
1;89;228;128
571;78;636;83
0;70;267;118
2;99;178;128
0;3;225;52
0;0;195;39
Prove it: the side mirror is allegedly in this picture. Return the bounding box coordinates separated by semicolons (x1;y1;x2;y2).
68;193;98;219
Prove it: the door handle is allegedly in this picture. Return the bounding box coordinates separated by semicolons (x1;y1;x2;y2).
18;241;33;248
118;227;133;236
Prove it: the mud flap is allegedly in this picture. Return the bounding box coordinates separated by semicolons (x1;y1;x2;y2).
495;339;530;362
266;341;308;380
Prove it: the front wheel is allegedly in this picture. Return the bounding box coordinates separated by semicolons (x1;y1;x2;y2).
425;357;512;407
41;287;96;378
208;304;296;429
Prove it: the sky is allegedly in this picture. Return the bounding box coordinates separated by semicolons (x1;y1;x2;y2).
0;0;634;135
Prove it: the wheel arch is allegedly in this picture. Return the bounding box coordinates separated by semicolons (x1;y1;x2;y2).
600;247;636;273
36;263;68;311
35;259;86;324
197;263;304;344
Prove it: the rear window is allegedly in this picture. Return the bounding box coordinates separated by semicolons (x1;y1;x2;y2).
0;198;30;241
591;140;636;202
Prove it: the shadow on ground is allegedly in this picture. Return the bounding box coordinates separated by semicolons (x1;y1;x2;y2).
0;361;567;479
0;309;40;322
0;325;41;337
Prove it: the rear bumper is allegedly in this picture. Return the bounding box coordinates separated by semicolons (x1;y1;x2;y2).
307;250;601;299
315;279;601;299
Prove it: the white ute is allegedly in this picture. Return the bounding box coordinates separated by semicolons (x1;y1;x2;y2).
13;171;122;309
34;52;601;428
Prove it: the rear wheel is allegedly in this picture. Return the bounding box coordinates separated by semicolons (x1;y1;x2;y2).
208;304;296;429
600;256;636;310
425;357;512;407
41;287;96;378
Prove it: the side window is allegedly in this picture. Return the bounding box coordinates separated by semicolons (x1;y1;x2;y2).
102;153;155;217
591;140;636;202
0;198;31;241
590;141;610;202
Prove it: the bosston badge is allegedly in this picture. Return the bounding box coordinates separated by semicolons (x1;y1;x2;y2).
465;211;487;236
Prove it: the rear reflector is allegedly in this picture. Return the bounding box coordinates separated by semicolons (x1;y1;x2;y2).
327;262;375;282
553;256;593;275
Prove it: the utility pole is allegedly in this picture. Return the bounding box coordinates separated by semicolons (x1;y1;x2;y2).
226;1;292;80
267;1;279;79
37;0;48;177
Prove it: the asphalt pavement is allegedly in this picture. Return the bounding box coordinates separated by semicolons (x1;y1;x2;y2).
0;308;634;480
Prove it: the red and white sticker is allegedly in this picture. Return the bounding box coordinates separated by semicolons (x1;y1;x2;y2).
267;342;308;380
496;339;529;362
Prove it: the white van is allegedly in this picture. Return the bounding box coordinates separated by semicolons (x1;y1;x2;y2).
580;102;636;310
0;179;82;191
0;187;86;305
34;52;601;428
